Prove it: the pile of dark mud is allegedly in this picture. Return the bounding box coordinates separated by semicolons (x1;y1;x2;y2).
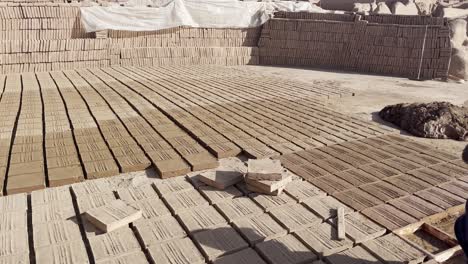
379;102;468;141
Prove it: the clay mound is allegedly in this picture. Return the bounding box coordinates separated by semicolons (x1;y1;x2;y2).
379;102;468;141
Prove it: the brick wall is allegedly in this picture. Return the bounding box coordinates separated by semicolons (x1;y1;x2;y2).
0;4;261;73
258;15;451;80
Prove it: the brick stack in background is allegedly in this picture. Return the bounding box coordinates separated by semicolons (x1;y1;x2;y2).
259;13;451;80
0;4;261;73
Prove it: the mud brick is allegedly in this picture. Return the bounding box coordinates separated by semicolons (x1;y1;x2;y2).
408;168;453;185
163;189;208;214
130;199;171;220
48;166;84;187
96;251;148;264
213;248;266;264
286;163;329;181
193;226;248;260
423;149;459;162
388;195;444;220
334;169;380;187
384;174;432;194
269;203;321;232
359;163;401;179
359;181;407;202
7;172;45;194
0;229;28;256
72;179;113;196
334;188;384;211
381;157;423;173
379;144;417;157
283;180;326;202
154;178;194;196
207;142;242;158
332;212;385;243
154;158;191;179
10;151;43;164
80;150;114;162
439;180;468;199
246;158;283;180
32;204;76;224
313;158;351;174
147;149;181;162
11;143;42;153
243;145;279;159
0;254;29;264
0;192;27;212
76;193;117;213
46;146;78;158
84;159;119;179
33;220;82;248
295;222;353;257
30;186;69;205
430;162;467;178
362;233;426;264
183;152;219;171
256;234;318;264
403;153;443;166
233;213;287;245
249;192;296;212
0;210;27;232
176;205;227;233
116;155;152;172
415;187;465;210
199;185;243;204
198;170;243;190
245;171;292;193
362;204;419;231
35;240;89;264
214;197;263;222
9;161;44;176
302;196;353;220
313;175;353;194
450;160;468;170
85;200;142;232
88;228;141;262
326;246;384;264
133;216;187;247
116;184;158;202
147;237;204;264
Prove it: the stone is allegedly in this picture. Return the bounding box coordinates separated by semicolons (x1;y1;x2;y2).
33;221;82;248
163;189;209;214
199;185;242;204
35;240;89;264
176;205;227;233
283;180;326;202
198;170;243;190
133;216;187;247
269;203;322;232
212;248;266;264
193;226;249;260
85;200;142;232
233;213;287;245
256;234;318;264
379;102;468;141
362;233;426;264
295;222;353;257
88;228;142;262
214;197;263;222
302;195;354;220
147;237;205;264
247;158;283;180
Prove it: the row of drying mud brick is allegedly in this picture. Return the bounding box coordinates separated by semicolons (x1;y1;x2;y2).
280;134;468;232
0;156;454;264
259;18;451;79
0;65;378;195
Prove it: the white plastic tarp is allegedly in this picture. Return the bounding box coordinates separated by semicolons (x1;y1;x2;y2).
80;0;326;32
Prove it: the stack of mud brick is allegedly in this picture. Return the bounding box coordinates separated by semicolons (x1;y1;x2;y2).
0;3;260;73
259;13;451;80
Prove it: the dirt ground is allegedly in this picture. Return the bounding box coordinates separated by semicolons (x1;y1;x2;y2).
238;65;468;156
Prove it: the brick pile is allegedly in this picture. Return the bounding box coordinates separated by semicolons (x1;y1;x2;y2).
259;15;451;80
0;4;261;73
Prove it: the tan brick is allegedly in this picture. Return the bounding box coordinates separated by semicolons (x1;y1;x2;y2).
193;226;249;260
233;213;287;245
176;205;227;233
199;185;242;204
134;216;187;247
35;240;89;264
88;228;141;262
85;200;142;232
147;237;204;264
163;189;208;214
33;220;82;248
256;234;317;264
214;197;263;223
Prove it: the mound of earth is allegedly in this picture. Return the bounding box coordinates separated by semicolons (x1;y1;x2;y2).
379;102;468;141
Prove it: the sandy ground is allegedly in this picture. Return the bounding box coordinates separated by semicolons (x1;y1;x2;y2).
237;65;468;156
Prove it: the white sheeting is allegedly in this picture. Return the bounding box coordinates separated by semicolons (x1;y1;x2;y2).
80;0;326;32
